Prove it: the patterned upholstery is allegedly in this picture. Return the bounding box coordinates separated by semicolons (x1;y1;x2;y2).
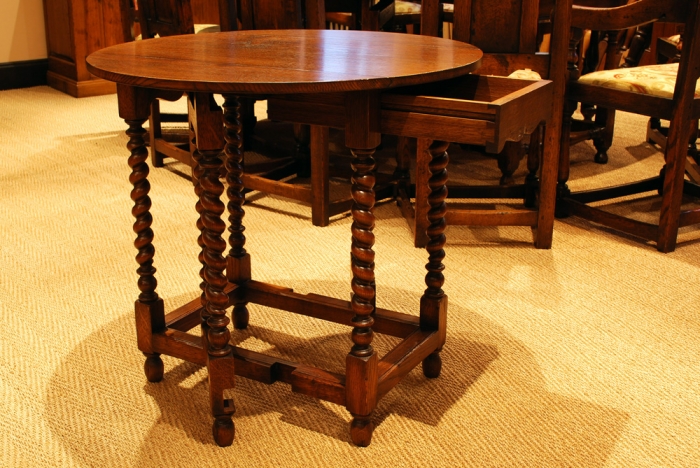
136;24;219;40
577;63;697;99
195;24;220;34
507;69;542;80
396;1;422;15
389;3;542;81
395;1;453;15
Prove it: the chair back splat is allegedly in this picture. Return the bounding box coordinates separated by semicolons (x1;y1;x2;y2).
557;0;700;252
137;0;196;38
387;0;571;248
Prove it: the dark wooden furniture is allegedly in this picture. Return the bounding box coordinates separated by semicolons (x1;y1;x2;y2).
387;0;570;248
566;0;647;166
223;0;347;228
120;0;201;170
324;0;396;31
43;0;124;97
124;0;392;227
645;32;700;183
86;29;482;447
643;22;685;66
42;0;221;97
557;0;700;252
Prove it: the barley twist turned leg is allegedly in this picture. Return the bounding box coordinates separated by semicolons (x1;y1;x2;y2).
524;125;543;208
346;147;379;447
127;118;164;383
421;140;450;379
192;150;211;345
223;94;250;330
193;142;236;447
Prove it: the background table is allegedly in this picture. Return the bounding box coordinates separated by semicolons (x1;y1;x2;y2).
86;29;481;447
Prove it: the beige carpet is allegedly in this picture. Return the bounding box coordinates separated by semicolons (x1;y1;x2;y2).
1;86;699;467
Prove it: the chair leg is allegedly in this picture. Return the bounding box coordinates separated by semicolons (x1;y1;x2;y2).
294;124;311;178
149;100;165;167
688;120;699;162
535;123;558;249
310;125;331;227
239;98;256;151
497;141;524;185
393;136;412;184
592;107;615;164
524;125;543;208
413;138;433;248
657;119;694;253
556;100;577;218
394;136;416;239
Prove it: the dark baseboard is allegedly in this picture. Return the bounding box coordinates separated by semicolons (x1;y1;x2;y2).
0;59;49;91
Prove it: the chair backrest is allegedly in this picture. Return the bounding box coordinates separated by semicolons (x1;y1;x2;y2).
237;0;303;30
136;0;196;38
571;0;700;120
236;0;325;30
421;0;571;80
571;0;689;31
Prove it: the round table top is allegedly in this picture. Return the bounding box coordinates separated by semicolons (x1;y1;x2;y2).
86;29;482;95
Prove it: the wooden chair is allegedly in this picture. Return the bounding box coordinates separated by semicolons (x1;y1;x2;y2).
118;0;218;170
392;0;570;248
121;0;362;226
645;30;700;182
565;0;649;166
324;0;397;31
556;0;700;252
233;0;403;227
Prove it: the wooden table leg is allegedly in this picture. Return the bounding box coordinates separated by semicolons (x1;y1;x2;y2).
222;94;251;330
346;145;379;447
420;140;449;378
117;84;166;384
189;92;236;447
344;91;381;447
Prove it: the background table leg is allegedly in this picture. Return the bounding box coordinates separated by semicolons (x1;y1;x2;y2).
346;146;379;447
118;84;165;383
421;140;449;379
222;94;251;330
190;92;236;447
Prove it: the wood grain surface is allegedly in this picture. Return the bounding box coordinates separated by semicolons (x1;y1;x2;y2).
86;29;482;94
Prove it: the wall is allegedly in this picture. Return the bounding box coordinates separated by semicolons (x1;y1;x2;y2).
1;0;47;63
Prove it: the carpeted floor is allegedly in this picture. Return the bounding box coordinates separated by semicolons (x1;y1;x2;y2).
1;86;698;467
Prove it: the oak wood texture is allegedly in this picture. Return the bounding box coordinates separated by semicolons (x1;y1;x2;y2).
567;1;655;167
88;29;480;447
87;30;482;94
124;0;200;170
120;0;389;229
556;0;700;252
231;0;349;229
376;0;569;248
43;0;125;97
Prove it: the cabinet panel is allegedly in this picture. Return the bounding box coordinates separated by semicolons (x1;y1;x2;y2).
43;0;124;97
43;0;221;97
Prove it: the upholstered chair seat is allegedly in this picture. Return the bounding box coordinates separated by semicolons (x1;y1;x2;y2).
577;63;697;99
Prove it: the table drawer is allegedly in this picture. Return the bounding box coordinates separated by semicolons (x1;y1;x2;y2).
381;74;553;153
267;74;553;153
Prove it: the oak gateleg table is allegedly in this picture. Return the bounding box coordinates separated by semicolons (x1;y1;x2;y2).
86;29;482;447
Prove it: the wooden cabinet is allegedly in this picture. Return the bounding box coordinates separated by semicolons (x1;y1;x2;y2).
42;0;221;97
638;22;684;66
43;0;125;97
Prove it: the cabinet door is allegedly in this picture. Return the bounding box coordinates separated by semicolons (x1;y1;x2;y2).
44;0;125;97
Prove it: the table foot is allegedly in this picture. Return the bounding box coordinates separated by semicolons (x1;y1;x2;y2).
233;305;249;329
143;353;164;382
422;351;442;379
350;414;374;447
212;414;235;447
